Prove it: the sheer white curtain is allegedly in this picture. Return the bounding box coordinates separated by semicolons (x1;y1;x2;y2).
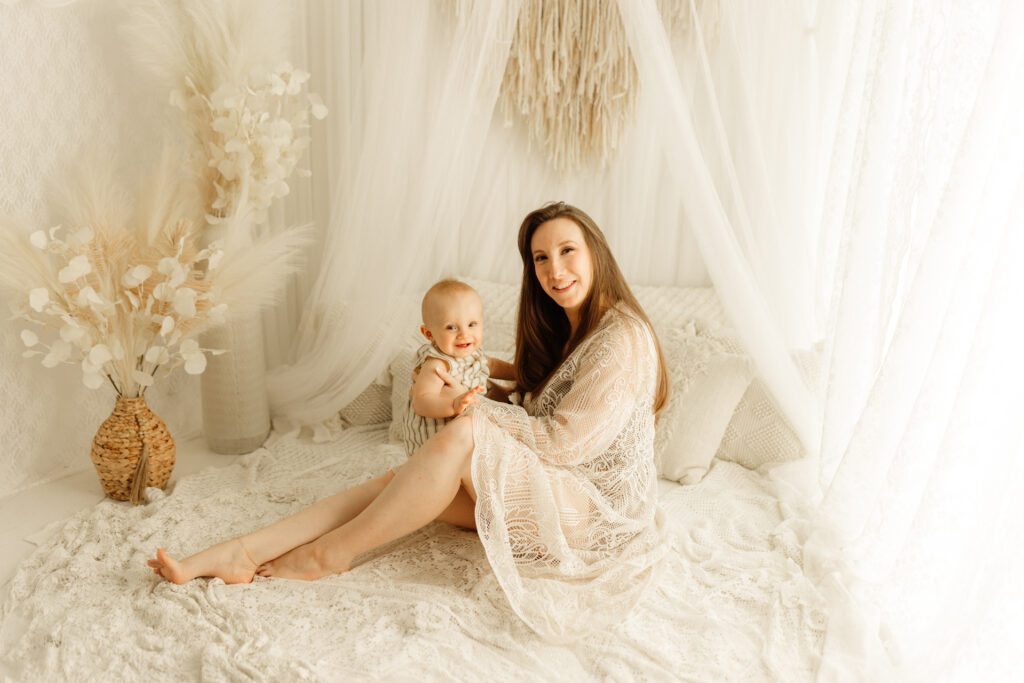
809;1;1024;679
617;0;821;450
625;0;1024;677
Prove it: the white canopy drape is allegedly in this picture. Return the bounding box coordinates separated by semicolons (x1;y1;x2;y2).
269;0;1024;678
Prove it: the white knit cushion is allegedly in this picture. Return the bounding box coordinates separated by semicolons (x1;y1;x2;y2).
634;284;728;331
654;322;753;484
715;349;820;468
461;277;518;355
339;381;393;426
387;349;418;444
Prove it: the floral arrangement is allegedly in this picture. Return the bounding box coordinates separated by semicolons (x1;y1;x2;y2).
0;156;310;398
15;222;223;393
4;0;334;403
123;0;325;233
173;61;327;226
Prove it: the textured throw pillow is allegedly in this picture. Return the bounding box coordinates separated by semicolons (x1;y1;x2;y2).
460;277;518;356
338;380;393;427
653;322;753;484
635;285;727;331
387;349;419;445
715;349;820;469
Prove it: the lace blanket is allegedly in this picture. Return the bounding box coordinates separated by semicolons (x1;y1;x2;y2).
0;425;826;681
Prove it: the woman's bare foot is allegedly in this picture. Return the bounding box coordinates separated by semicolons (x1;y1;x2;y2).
146;539;258;585
256;541;350;581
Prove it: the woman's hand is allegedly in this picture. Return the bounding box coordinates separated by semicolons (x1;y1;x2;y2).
452;385;485;416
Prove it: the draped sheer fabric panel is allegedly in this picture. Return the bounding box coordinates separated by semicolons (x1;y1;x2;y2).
616;0;822;452
810;1;1024;678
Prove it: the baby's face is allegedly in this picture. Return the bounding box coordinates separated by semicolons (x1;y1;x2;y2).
421;290;484;359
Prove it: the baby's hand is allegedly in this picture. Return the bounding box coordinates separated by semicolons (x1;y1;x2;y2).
434;366;468;393
452;385;485;416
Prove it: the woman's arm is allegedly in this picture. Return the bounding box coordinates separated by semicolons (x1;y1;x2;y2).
525;316;654;467
487;356;516;381
411;358;483;419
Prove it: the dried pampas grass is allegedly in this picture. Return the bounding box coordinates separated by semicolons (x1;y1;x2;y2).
0;150;310;397
121;0;323;230
500;0;637;174
120;0;290;99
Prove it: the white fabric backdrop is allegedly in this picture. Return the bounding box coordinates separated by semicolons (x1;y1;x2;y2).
807;1;1024;679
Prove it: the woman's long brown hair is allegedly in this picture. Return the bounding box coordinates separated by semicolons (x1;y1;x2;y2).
513;202;670;416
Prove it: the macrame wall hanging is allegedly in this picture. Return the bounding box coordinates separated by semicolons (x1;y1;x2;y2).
456;0;716;173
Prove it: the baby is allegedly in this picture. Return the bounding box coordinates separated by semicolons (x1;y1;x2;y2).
400;279;515;455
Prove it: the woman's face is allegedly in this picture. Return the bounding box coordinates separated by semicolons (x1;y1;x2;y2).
530;217;594;317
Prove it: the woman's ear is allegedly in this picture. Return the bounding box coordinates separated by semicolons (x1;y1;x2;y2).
420;325;432;341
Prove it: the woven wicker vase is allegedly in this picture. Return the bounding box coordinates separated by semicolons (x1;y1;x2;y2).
90;396;176;504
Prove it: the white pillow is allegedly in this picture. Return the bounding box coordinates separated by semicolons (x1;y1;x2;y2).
339;381;392;426
387;349;419;445
715;349;820;469
634;285;727;331
461;277;518;355
653;322;753;484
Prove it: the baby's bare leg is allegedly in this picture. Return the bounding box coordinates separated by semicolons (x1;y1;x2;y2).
148;470;397;584
259;416;476;580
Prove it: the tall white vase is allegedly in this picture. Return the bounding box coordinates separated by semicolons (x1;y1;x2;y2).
200;313;271;454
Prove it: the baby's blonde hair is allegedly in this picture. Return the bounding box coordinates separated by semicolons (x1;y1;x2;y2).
421;279;480;325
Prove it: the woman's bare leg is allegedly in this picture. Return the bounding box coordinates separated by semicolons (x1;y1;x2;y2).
148;456;477;584
147;470;399;584
258;415;475;580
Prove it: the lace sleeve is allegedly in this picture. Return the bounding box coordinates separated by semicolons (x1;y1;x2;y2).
527;314;654;467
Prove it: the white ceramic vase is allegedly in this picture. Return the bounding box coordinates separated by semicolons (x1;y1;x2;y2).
200;313;271;454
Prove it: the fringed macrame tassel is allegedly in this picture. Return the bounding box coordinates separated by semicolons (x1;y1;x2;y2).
501;0;637;173
446;0;714;173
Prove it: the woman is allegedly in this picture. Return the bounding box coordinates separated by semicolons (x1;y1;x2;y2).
148;202;670;641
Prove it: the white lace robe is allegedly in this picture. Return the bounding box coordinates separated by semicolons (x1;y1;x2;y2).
468;306;670;642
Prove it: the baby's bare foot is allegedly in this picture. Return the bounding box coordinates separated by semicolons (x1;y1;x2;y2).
147;539;257;585
256;542;349;581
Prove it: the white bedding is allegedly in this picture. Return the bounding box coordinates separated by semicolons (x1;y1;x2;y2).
0;424;825;681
